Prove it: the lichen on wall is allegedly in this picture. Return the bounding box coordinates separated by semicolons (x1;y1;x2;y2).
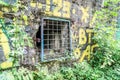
0;0;103;65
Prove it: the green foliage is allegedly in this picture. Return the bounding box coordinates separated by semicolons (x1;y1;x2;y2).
53;72;63;80
0;67;33;80
73;61;92;80
89;0;120;79
60;67;76;80
1;18;33;66
0;60;120;80
90;0;120;68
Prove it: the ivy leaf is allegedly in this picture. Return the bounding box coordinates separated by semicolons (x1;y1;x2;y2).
22;15;28;25
12;7;19;12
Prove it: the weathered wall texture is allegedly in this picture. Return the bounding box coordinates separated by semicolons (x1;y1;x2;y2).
0;0;103;69
28;0;101;62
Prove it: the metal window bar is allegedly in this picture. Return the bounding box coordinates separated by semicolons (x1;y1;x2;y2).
40;17;71;61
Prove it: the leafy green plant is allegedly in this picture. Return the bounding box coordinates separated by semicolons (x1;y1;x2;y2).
90;0;120;68
60;67;76;80
53;72;63;80
0;67;34;80
89;0;120;79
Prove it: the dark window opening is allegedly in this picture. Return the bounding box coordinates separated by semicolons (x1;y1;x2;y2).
36;26;41;48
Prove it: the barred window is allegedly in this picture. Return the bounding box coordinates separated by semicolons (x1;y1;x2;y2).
40;17;71;61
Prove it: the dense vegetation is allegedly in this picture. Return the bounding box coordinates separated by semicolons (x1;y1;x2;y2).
0;0;120;80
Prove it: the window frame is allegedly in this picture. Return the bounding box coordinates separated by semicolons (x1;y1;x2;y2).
40;17;72;62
